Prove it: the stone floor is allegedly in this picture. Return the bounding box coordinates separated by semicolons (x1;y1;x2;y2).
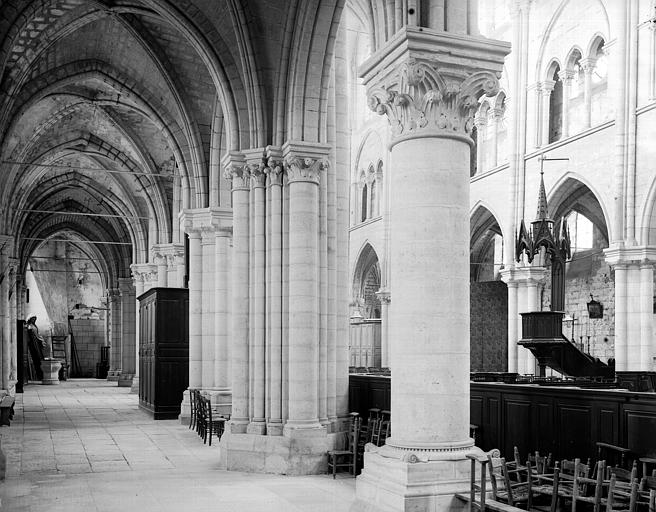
0;379;356;512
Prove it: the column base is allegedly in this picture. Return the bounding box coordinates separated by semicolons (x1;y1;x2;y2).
178;388;193;425
117;373;134;387
208;389;232;418
107;369;121;382
129;375;139;394
246;421;267;435
352;444;484;512
218;425;334;475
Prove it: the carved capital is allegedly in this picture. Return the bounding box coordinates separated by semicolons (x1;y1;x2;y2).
222;151;249;191
264;158;284;186
558;69;576;84
249;163;266;188
365;57;502;141
263;146;284;186
540;79;556;94
223;164;250;190
284;156;328;184
580;57;597;74
281;141;330;184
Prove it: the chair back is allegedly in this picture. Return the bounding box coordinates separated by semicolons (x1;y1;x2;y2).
528;451;552;474
348;416;361;454
609;461;638;483
487;455;507;499
641;475;656;492
607;474;639;512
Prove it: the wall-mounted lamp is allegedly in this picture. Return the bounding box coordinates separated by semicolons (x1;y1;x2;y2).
587;294;603;319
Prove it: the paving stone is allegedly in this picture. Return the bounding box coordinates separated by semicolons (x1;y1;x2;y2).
0;379;356;511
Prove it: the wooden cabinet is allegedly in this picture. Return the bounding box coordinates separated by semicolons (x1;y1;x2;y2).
138;287;189;419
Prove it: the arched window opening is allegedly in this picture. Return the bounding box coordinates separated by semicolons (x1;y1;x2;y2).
565;211;594;252
565;50;583;136
361;183;368;222
590;38;609;125
549;65;563;143
368;165;376;219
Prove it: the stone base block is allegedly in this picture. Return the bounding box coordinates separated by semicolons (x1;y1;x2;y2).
218;426;336;475
107;370;120;382
117;374;133;387
129;376;139;394
178;389;192;425
351;449;478;512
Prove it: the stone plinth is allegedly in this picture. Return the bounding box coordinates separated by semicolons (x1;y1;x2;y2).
117;373;133;387
218;427;334;475
352;449;480;512
41;359;62;385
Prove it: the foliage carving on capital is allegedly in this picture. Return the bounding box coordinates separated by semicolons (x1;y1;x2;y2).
284;156;329;184
367;59;501;139
223;164;250;190
264;157;284;186
249;162;266;188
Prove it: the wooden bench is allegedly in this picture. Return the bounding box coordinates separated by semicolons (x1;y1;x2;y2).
0;395;15;426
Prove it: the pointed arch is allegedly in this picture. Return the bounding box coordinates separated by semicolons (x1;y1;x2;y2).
351;241;382;319
470;202;505;282
547;173;611;245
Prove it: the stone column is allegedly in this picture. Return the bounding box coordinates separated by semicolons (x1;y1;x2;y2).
506;281;519;372
0;236;12;390
187;231;203;389
605;247;656;371
223;153;250;433
528;82;542;149
107;288;121;381
154;253;168;288
355;27;509;511
282;142;329;433
200;228;216;390
541;80;555;147
214;225;232;413
614;263;629;370
246;153;266;434
558;69;575;139
129;267;147;394
581;57;597;129
640;262;653;370
117;277;136;387
265;150;284;435
488;107;502;168
376;290;391;368
500;267;546;375
7;260;17;392
474;111;486;174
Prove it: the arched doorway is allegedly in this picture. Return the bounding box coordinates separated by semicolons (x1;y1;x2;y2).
350;243;382;368
470;205;507;371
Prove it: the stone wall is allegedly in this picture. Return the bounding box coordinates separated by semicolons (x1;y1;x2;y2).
542;247;615;363
69;319;105;378
471;281;508;371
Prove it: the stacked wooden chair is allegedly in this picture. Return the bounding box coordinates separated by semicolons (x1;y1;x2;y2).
327;414;361;478
189;390;229;446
